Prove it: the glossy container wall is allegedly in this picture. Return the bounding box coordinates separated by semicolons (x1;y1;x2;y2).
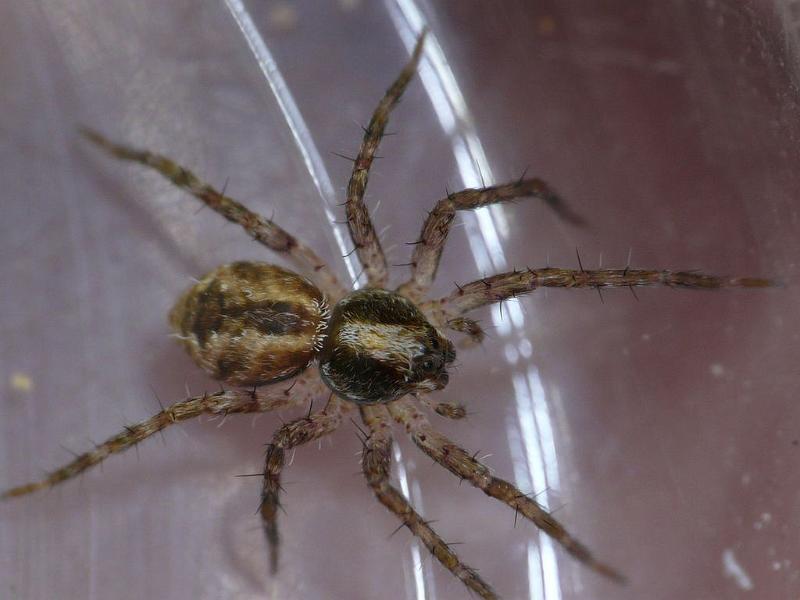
1;2;798;599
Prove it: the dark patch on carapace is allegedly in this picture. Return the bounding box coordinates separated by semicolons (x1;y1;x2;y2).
339;289;428;327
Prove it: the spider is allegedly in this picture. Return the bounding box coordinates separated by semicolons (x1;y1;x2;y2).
3;31;772;599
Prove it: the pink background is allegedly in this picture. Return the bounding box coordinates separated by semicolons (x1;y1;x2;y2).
1;1;798;599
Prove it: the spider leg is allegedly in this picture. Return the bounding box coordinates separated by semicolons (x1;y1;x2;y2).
80;128;345;298
388;398;625;583
260;394;346;574
345;31;426;288
360;404;497;599
416;393;467;420
423;266;775;325
397;179;584;300
1;375;321;499
444;316;485;346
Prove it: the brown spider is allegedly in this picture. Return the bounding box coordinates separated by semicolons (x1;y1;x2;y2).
2;31;772;599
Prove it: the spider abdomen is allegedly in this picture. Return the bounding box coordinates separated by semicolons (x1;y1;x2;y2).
169;262;329;387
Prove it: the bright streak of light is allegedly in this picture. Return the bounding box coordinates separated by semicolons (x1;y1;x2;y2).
507;411;533;493
222;0;361;287
411;544;427;600
387;0;514;283
527;542;545;600
509;300;525;330
394;442;428;600
540;536;563;600
513;369;565;599
462;212;493;285
493;303;513;338
385;2;564;598
512;373;550;510
527;368;560;490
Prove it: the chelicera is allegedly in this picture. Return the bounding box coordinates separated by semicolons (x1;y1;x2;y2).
3;31;772;598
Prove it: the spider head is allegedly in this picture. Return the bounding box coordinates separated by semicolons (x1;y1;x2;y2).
318;289;455;404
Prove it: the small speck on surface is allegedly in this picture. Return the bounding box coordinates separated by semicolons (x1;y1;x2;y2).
753;512;772;531
535;15;557;35
10;372;33;393
268;2;298;32
338;0;361;11
709;362;725;377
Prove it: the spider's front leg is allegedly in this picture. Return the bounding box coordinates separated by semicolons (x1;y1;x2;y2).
260;394;346;574
344;32;426;288
423;266;775;329
389;398;625;583
397;178;585;302
1;374;322;499
416;392;468;420
80;128;345;299
360;404;497;599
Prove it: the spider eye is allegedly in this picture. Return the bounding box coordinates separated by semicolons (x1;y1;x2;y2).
419;356;440;374
430;337;440;350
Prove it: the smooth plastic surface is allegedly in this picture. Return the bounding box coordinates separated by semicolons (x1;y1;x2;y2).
1;1;798;599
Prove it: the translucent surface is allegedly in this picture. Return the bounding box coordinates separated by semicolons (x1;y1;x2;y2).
1;1;798;599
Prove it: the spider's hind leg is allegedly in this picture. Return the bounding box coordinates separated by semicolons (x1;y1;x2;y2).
1;383;309;500
260;395;345;574
360;404;497;599
389;398;625;583
80;128;344;298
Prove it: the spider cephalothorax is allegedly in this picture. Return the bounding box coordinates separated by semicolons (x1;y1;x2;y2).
4;30;772;600
319;288;456;403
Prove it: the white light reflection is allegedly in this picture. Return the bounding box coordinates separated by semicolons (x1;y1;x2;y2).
394;443;429;600
222;0;361;286
540;536;562;600
386;3;564;599
511;373;549;511
528;369;560;490
509;368;563;600
386;0;510;278
527;542;544;600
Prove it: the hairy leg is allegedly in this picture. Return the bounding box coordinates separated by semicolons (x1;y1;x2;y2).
2;373;323;499
261;395;346;574
423;266;775;325
416;393;467;420
442;315;485;346
397;178;584;300
360;404;496;599
80;128;344;298
345;31;426;288
388;398;625;583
